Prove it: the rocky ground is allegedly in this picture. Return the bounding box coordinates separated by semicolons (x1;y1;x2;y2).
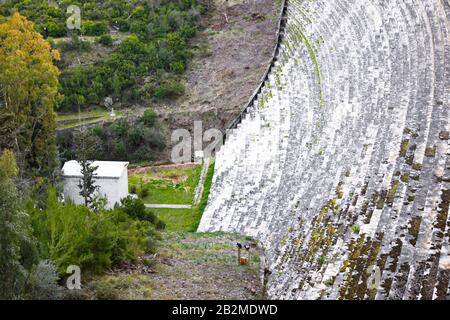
157;0;281;159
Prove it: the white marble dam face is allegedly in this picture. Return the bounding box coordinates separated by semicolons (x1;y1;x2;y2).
198;0;450;300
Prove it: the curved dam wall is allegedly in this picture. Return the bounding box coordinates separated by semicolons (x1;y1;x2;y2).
198;0;450;300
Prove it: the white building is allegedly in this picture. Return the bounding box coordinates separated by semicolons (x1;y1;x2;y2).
61;160;129;209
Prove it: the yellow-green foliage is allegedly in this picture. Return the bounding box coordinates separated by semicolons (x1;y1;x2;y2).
0;13;60;178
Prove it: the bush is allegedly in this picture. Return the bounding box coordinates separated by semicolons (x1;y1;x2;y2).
143;109;157;127
59;35;92;52
114;18;130;32
179;24;197;39
98;34;113;46
154;80;185;99
170;61;185;74
92;281;120;300
113;140;127;160
46;21;66;38
143;127;166;150
116;197;163;228
27;260;60;300
127;127;145;148
82;21;108;36
30;188;157;274
139;187;149;199
110;120;129;137
92;125;105;138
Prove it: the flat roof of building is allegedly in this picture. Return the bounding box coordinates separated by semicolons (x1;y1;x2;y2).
62;160;129;179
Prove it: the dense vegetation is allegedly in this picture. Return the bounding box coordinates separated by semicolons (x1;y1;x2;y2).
0;13;60;182
0;14;166;299
30;190;165;275
57;109;166;164
0;150;38;299
0;145;165;299
0;0;204;112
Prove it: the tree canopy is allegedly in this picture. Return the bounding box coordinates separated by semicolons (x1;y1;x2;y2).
0;13;60;179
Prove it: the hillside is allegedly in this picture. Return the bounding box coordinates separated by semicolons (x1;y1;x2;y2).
199;0;450;300
158;0;281;158
0;0;281;165
0;0;203;113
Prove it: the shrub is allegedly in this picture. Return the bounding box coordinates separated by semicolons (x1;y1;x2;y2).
143;127;166;150
170;61;185;74
179;24;197;39
139;187;149;199
30;188;156;274
116;197;163;227
154;80;185;99
110;120;129;137
351;225;360;235
92;125;105;138
0;0;204;112
130;146;152;162
98;34;113;46
0;150;39;299
114;18;130;32
59;35;92;52
143;109;157;127
127;127;145;148
92;280;120;300
27;260;60;300
46;21;66;38
82;21;108;36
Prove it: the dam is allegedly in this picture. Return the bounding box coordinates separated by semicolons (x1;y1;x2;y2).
199;0;450;299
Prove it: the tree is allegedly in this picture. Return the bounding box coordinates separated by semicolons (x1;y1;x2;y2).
74;128;99;208
0;13;61;180
0;150;37;299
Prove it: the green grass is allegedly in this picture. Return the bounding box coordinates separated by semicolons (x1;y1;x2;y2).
198;161;215;217
57;109;110;121
57;109;124;128
144;161;216;232
151;208;200;232
129;166;202;205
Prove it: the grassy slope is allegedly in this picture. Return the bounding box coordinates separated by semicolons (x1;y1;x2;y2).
150;161;215;232
129;162;214;232
129;166;202;205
